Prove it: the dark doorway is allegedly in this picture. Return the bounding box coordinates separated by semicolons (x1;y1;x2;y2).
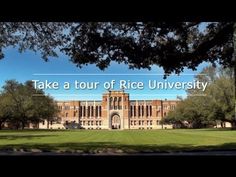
111;114;120;129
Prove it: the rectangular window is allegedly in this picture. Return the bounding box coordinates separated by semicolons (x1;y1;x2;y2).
171;105;176;110
87;106;90;117
99;106;102;117
95;106;98;117
149;106;152;117
91;107;94;117
83;106;86;117
138;106;141;117
146;105;149;117
142;106;144;117
79;106;82;117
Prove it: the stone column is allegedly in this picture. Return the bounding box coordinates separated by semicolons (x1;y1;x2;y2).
86;101;88;118
121;94;124;130
144;101;146;118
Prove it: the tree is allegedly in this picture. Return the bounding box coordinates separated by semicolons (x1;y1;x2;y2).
206;74;235;127
163;96;215;129
161;101;187;128
162;65;235;129
0;22;235;76
0;22;69;60
0;80;59;129
0;94;14;129
32;94;59;129
195;66;235;127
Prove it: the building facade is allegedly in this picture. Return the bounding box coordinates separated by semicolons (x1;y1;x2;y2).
39;90;179;129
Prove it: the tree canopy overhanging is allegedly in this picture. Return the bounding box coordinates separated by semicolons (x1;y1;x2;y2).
0;22;235;76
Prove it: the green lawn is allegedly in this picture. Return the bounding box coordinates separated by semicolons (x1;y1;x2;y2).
0;129;236;153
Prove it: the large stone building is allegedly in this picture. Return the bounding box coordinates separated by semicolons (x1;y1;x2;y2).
39;90;179;129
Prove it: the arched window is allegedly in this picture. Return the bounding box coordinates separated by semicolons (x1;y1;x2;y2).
114;97;117;110
118;97;122;109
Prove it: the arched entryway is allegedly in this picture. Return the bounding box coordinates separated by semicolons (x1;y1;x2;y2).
111;114;121;129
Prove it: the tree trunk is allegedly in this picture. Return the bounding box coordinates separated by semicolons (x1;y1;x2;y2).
47;119;49;129
0;122;2;130
221;122;223;128
16;122;19;130
21;121;25;130
233;23;236;63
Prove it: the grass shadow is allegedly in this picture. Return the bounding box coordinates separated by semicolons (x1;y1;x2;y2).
198;128;235;131
1;141;236;154
0;134;57;140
